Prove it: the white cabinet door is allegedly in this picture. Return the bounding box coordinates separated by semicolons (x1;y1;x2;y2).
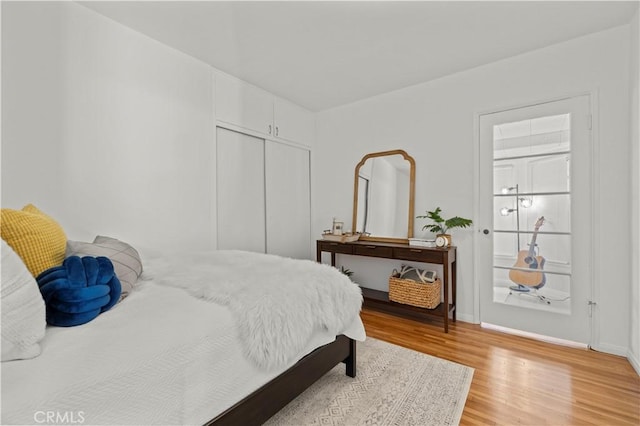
265;141;311;259
215;73;274;136
273;97;315;147
216;127;266;253
216;72;315;147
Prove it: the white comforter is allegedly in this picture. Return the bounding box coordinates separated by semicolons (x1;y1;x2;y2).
2;251;366;425
146;250;364;370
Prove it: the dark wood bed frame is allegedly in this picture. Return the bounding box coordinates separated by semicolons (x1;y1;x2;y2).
207;335;356;425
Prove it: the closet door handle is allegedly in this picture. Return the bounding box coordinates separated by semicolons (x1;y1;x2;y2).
275;126;279;136
268;124;272;134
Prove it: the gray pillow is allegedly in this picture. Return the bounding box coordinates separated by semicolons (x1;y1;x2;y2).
66;236;143;300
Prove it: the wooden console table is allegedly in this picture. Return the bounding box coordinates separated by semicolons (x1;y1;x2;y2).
317;240;457;332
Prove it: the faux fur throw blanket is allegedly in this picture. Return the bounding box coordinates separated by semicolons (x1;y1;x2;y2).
145;250;362;370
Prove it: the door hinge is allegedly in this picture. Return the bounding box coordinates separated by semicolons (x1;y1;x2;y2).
588;300;596;317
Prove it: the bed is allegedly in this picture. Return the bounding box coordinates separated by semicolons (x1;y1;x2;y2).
1;246;365;425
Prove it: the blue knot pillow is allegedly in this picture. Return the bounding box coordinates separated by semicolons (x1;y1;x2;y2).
36;256;121;327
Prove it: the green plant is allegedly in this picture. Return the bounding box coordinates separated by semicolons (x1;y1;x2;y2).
340;266;354;279
417;207;473;235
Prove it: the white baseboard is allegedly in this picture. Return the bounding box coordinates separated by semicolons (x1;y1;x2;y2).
627;350;640;376
481;323;588;349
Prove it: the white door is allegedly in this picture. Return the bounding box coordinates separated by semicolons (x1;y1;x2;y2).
478;95;593;344
216;127;266;253
265;141;311;259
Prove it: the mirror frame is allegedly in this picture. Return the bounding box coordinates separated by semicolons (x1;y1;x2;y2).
352;149;416;244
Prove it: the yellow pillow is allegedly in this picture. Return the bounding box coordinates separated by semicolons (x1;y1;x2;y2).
1;204;67;277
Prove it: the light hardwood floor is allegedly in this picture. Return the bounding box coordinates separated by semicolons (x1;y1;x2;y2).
360;308;640;425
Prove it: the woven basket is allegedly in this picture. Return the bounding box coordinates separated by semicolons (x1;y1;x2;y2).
388;275;441;309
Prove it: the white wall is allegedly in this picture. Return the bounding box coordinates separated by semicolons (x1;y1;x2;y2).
315;25;631;353
2;2;215;252
629;8;640;373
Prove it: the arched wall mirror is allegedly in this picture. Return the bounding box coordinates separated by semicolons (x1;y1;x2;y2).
352;150;416;243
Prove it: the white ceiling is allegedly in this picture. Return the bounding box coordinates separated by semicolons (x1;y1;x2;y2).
79;1;638;112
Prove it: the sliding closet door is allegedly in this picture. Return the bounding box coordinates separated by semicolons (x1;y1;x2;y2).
216;127;266;252
265;141;311;259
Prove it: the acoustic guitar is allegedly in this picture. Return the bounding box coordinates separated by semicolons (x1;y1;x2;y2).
508;217;546;288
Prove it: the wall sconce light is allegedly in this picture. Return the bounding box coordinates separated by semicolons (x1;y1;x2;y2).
500;207;516;216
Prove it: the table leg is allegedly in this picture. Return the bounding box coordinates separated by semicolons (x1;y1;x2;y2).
443;251;449;333
452;259;457;322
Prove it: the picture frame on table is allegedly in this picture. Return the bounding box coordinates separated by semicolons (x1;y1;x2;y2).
332;221;344;235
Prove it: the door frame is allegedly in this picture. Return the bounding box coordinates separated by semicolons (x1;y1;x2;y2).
472;90;599;345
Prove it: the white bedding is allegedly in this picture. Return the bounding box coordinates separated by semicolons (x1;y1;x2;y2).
147;250;364;370
1;252;365;425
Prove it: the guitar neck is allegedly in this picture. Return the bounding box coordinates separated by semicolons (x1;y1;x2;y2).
527;217;545;256
528;232;538;256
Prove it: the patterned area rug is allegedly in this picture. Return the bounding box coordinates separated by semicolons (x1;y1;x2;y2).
265;337;474;426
